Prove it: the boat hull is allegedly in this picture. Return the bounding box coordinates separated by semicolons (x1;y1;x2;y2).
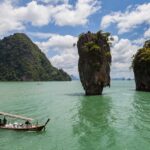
0;125;45;132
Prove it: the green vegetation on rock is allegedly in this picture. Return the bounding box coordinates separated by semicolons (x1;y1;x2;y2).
77;30;112;95
0;33;71;81
132;41;150;71
132;40;150;91
84;41;100;51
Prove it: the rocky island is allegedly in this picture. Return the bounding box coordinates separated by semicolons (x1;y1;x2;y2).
77;31;112;95
0;33;71;81
132;40;150;91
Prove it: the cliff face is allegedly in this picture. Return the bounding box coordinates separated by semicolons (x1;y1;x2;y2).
77;31;111;95
133;40;150;91
0;33;71;81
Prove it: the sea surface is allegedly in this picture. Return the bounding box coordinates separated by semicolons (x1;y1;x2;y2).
0;81;150;150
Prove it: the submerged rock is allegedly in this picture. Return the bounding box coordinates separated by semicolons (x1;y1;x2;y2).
77;31;112;95
133;40;150;91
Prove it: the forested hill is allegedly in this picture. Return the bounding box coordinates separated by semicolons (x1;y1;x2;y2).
0;33;71;81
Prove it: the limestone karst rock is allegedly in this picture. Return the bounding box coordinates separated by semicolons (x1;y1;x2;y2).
0;33;71;81
77;31;112;95
133;40;150;91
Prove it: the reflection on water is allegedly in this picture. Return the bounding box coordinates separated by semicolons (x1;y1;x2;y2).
133;91;150;141
73;95;117;150
0;81;150;150
72;83;150;150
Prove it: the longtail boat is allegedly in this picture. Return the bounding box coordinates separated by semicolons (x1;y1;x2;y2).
0;112;50;132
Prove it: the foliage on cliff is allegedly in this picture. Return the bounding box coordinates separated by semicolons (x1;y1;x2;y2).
133;40;150;68
0;33;71;81
77;31;112;95
79;31;112;60
132;40;150;91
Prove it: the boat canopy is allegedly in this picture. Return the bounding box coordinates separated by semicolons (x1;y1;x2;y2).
0;112;33;121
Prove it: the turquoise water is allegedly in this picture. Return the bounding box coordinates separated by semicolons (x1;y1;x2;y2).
0;81;150;150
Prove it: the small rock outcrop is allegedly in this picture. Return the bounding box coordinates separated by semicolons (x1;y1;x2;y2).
77;31;112;95
133;40;150;91
0;33;71;81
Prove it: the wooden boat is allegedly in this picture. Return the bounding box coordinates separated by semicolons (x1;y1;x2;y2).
0;112;50;132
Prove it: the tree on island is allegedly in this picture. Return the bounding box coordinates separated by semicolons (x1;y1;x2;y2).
132;40;150;91
0;33;71;81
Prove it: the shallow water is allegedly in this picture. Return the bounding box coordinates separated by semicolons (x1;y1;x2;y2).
0;81;150;150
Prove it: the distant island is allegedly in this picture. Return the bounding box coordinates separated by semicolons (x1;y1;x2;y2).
132;40;150;91
0;33;71;81
112;78;134;80
70;75;79;80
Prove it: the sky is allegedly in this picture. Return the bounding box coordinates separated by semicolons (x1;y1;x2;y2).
0;0;150;78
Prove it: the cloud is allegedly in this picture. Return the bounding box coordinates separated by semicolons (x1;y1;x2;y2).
111;36;140;78
110;23;150;78
132;38;146;46
0;0;100;36
131;27;150;46
17;1;53;26
112;38;138;63
53;0;100;26
28;32;55;39
36;34;78;52
51;53;78;76
0;0;19;3
37;0;69;4
0;1;25;36
34;33;78;76
101;3;150;34
144;28;150;38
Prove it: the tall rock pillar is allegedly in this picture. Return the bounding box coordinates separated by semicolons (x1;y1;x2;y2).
77;31;112;95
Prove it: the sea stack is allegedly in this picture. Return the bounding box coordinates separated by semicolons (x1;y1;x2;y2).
77;31;112;95
133;40;150;91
